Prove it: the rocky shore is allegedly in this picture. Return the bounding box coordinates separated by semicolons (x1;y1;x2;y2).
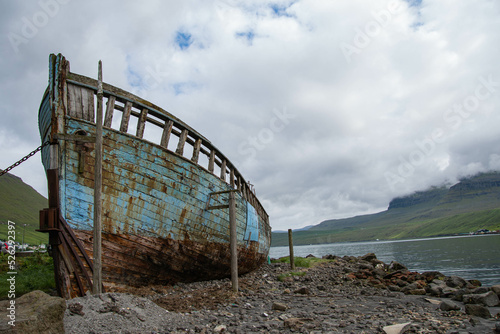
3;253;500;333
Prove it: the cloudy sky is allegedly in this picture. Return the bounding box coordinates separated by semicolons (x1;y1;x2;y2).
1;0;499;231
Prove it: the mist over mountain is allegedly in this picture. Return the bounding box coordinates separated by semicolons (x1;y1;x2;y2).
271;171;500;246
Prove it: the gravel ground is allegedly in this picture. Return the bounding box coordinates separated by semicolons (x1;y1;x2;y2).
64;254;500;333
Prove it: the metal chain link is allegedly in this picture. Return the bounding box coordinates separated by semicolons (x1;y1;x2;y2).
0;141;51;177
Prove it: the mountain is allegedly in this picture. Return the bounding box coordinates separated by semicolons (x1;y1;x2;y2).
271;172;500;246
0;173;48;245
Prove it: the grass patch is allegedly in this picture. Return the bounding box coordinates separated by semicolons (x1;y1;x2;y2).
271;256;335;268
0;252;55;299
277;271;306;282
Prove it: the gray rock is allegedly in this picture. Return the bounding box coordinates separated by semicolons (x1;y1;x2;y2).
293;287;310;295
271;302;287;311
464;304;491;318
388;261;407;272
463;291;500;307
445;276;467;288
491;284;500;296
439;300;461;311
360;253;378;262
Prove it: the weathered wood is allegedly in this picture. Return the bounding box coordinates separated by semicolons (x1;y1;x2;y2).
136;108;148;138
288;229;295;270
176;129;188;155
230;169;235;188
120;101;132;133
191;138;202;163
39;53;272;298
160;120;174;148
220;159;227;181
229;191;238;293
208;150;215;173
103;95;115;128
68;84;95;121
93;60;103;294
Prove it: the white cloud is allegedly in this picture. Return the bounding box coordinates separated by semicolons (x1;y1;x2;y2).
1;0;500;231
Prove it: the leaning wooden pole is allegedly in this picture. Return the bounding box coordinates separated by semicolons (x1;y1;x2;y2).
229;191;238;293
92;60;104;294
288;229;295;270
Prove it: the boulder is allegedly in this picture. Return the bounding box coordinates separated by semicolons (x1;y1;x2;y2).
491;284;500;296
439;300;461;311
305;254;316;258
388;261;407;272
0;290;66;334
420;271;445;282
445;276;467;288
360;253;377;262
272;302;287;311
465;304;491;318
463;291;500;307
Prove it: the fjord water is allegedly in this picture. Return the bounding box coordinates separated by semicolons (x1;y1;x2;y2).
269;234;500;287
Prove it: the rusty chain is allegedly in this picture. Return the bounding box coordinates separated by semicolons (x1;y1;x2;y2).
0;141;51;177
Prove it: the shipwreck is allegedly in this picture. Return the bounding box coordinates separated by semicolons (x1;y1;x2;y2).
38;54;271;299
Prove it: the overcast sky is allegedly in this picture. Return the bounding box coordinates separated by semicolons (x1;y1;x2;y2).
1;0;499;231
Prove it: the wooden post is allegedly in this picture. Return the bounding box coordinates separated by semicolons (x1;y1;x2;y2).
288;229;295;270
229;191;238;293
92;60;103;294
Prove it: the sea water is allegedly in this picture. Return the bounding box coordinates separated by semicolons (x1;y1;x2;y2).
269;234;500;286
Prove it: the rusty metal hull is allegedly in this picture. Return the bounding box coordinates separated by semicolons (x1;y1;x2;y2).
38;54;271;299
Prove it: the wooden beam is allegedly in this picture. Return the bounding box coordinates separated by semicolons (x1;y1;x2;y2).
120;101;132;133
93;60;103;294
229;191;238;293
160;120;173;148
136;108;148;138
103;95;115;128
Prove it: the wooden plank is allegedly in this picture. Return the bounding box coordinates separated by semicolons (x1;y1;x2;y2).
120;101;132;133
160;120;173;148
104;95;115;128
136;108;148;138
229;191;238;293
82;87;95;122
191;138;202;163
93;60;104;294
176;129;188;155
220;159;227;181
208;150;215;173
230;169;235;187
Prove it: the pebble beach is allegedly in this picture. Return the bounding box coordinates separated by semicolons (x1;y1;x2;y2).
61;253;500;333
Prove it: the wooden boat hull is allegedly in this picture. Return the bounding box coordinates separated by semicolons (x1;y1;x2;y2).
38;54;271;298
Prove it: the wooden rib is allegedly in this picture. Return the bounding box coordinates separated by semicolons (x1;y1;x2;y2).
191;139;202;163
220;159;227;181
160;120;173;148
176;129;188;155
120;101;132;133
136;108;148;138
208;150;215;173
230;169;235;187
104;96;115;128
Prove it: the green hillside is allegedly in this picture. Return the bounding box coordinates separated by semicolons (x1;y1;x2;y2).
0;173;48;245
272;172;500;246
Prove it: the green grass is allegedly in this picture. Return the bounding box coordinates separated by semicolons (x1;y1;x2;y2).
271;256;335;268
277;271;306;281
0;252;55;299
0;173;48;245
